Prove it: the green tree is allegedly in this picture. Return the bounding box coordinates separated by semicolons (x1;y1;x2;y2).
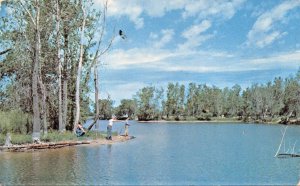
134;86;162;121
0;0;110;136
283;77;300;119
98;98;114;120
165;82;184;119
115;99;136;119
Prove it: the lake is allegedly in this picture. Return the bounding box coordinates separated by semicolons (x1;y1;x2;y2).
1;121;300;185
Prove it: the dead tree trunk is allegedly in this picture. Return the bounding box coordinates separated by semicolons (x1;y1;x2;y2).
39;76;48;135
86;1;115;131
94;65;99;123
56;0;64;132
62;26;69;131
87;65;99;131
32;0;41;141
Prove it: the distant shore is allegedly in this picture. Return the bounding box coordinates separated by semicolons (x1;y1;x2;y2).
137;119;243;123
136;118;281;124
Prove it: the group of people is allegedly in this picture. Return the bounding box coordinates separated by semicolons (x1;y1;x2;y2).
75;116;131;140
106;116;130;140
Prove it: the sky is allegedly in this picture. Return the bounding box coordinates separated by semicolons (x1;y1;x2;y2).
1;0;300;105
92;0;300;105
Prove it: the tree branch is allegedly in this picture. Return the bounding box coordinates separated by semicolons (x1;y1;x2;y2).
19;1;36;25
0;48;12;56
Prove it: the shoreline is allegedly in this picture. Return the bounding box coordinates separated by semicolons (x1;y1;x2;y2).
0;135;135;152
136;119;285;125
137;120;246;123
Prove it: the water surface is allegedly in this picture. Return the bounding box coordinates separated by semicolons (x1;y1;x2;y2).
1;121;300;185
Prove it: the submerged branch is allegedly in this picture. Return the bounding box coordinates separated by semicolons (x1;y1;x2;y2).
274;126;288;157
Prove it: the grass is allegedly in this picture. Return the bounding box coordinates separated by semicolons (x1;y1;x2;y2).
0;133;32;145
41;131;78;142
0;130;117;146
10;134;32;145
0;110;30;134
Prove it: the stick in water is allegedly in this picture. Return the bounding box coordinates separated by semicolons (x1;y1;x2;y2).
274;126;288;157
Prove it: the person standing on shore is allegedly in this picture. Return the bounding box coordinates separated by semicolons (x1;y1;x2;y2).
106;116;117;140
124;118;130;137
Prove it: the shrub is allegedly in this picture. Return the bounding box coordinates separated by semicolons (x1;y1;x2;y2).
197;112;213;121
41;131;77;142
10;134;32;145
0;110;30;134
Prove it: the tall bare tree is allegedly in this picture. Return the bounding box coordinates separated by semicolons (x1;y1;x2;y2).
87;1;114;131
19;0;42;141
74;1;86;132
56;0;64;132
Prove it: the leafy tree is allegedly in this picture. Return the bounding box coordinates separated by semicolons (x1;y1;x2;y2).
98;98;114;120
283;77;300;119
134;86;163;121
115;99;136;119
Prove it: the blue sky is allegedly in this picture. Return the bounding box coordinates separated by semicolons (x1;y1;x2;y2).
1;0;300;105
93;0;300;105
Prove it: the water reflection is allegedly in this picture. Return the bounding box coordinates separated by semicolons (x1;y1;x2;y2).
1;122;300;185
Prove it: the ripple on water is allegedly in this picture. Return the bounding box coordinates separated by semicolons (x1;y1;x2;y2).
1;122;300;185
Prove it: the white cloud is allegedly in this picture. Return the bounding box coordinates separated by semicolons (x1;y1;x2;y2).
102;48;176;69
178;20;213;50
247;0;300;48
103;45;237;73
95;0;144;29
94;0;245;29
142;0;186;17
246;50;300;66
103;42;300;74
255;31;287;48
182;0;245;20
151;29;174;48
182;20;211;38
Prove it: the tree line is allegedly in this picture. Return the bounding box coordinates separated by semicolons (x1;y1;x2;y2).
0;0;113;140
0;1;299;141
102;70;300;124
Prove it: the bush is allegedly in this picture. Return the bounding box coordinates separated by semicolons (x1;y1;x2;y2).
0;133;32;145
41;131;77;142
10;134;32;145
197;112;213;121
0;110;30;134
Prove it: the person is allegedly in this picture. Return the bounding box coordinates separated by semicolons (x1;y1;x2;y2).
76;122;85;137
106;116;117;140
124;118;130;136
